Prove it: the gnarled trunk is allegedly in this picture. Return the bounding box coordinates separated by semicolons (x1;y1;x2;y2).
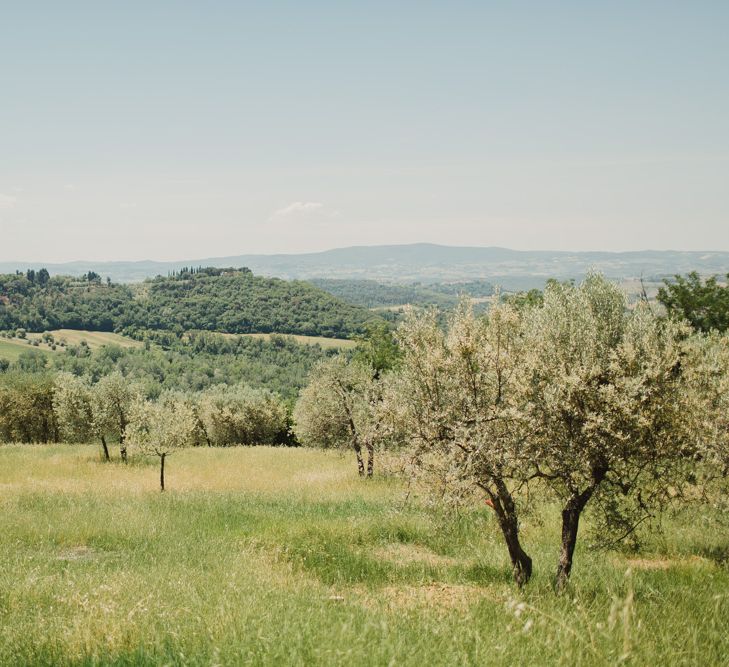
100;435;110;462
488;478;532;587
555;501;582;591
555;464;608;592
366;441;374;478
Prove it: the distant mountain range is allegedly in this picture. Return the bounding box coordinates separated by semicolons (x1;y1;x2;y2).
3;244;729;288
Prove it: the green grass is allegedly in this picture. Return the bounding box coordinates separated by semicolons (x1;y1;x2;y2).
27;329;143;351
0;338;52;361
0;330;141;361
0;445;727;666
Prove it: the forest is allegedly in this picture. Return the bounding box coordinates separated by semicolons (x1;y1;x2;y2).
0;267;379;338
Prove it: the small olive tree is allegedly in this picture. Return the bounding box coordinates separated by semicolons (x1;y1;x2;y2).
125;395;198;491
294;355;381;477
388;301;535;586
522;274;696;590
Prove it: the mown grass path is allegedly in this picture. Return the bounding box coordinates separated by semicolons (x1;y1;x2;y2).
0;445;727;665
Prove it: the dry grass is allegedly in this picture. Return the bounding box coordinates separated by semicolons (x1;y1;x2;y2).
374;542;464;567
0;444;727;665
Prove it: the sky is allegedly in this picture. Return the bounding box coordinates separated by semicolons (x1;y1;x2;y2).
1;1;728;262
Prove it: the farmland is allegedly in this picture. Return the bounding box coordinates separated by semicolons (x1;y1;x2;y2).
0;445;726;666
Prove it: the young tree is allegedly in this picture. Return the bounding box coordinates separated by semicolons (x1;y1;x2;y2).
389;302;535;586
522;275;695;590
125;396;198;491
294;356;381;477
91;371;138;462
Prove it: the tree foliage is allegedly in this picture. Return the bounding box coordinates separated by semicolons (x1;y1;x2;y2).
522;275;695;589
0;372;57;443
294;356;382;477
0;268;380;339
198;384;289;447
125;395;199;490
388;301;535;585
657;271;729;333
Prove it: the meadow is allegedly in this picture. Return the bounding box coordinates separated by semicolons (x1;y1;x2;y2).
0;338;52;362
0;445;727;666
0;330;141;361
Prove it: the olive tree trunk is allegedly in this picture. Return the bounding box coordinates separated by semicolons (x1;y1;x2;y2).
352;441;365;477
366;442;374;478
555;465;607;592
488;478;532;587
119;413;128;463
159;453;166;492
100;435;110;462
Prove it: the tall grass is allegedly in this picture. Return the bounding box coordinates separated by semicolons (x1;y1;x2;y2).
0;445;726;665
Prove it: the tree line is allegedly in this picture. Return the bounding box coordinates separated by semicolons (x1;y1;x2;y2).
1;370;292;488
0;330;338;401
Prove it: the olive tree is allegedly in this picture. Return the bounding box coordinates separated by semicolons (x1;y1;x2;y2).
683;332;729;479
53;373;109;459
388;301;535;586
125;395;198;491
91;371;139;462
198;384;289;446
0;372;57;443
522;275;695;590
294;355;381;477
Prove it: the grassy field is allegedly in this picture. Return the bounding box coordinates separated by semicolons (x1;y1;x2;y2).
0;330;142;361
0;338;52;362
26;329;143;351
0;445;727;666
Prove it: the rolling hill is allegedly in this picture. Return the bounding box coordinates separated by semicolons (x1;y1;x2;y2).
0;268;381;338
3;244;729;287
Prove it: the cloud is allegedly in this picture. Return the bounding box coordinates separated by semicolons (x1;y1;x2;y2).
270;201;324;219
0;193;18;210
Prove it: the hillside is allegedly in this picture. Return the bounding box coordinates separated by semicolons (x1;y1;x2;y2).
0;268;379;338
308;278;495;310
4;244;729;285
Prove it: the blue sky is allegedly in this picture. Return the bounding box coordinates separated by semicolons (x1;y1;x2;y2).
1;1;728;261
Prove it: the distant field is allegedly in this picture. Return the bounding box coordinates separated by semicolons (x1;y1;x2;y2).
0;338;52;361
238;332;357;349
0;445;726;665
0;330;142;361
28;329;143;350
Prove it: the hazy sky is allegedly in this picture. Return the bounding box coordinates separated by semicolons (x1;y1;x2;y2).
1;1;728;262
